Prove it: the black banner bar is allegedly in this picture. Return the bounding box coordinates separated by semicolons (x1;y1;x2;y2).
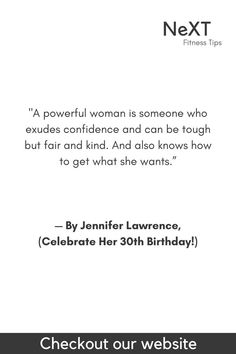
0;334;235;353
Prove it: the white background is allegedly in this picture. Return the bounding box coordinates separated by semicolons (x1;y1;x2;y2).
0;0;235;332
